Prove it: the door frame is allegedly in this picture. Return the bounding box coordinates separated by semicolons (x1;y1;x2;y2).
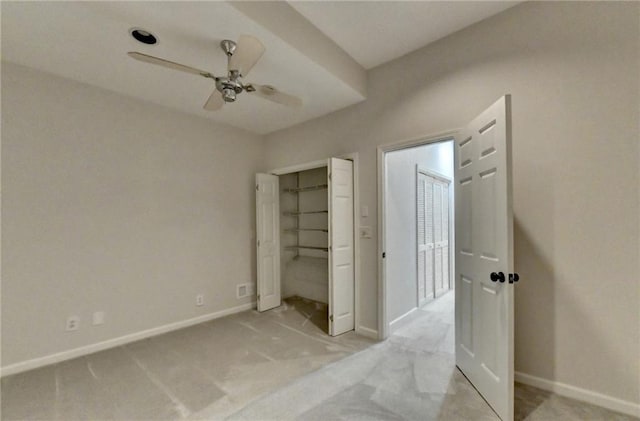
266;152;361;334
416;166;453;306
377;130;459;340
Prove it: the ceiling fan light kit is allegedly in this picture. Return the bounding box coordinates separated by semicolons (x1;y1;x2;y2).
128;34;302;110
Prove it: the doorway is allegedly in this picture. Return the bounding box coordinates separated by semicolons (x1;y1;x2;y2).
256;157;356;337
377;97;515;420
380;138;454;334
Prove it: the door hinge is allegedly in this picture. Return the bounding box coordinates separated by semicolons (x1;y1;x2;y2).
382;252;386;258
257;294;260;301
328;173;332;181
329;315;334;322
257;240;260;247
256;184;259;191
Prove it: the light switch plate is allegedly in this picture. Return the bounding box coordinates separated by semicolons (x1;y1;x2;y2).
92;311;105;326
361;205;369;218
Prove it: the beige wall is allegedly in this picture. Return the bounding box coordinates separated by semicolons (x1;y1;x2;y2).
264;2;640;405
1;63;264;366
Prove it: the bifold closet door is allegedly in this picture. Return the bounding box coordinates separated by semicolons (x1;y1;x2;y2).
417;173;427;304
417;173;435;303
328;158;355;336
442;183;450;290
433;179;452;297
256;173;281;312
418;173;451;303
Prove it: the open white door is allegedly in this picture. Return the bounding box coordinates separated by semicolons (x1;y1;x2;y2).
455;96;514;421
256;173;281;312
328;158;355;336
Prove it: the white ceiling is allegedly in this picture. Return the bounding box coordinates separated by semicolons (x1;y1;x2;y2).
290;1;521;69
1;1;520;134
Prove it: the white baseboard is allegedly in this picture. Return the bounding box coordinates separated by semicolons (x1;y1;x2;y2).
1;302;256;378
515;371;640;418
355;325;379;340
388;307;418;334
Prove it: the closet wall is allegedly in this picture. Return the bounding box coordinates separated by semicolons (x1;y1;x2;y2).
280;167;329;304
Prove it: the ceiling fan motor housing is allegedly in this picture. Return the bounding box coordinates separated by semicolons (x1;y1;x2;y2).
216;77;243;102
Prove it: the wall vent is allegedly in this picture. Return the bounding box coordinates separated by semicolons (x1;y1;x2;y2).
237;284;248;299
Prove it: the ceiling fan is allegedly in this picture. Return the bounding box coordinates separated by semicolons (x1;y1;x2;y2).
128;35;302;111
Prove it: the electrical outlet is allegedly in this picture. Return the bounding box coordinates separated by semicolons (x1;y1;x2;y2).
92;311;105;326
66;316;80;331
196;294;204;306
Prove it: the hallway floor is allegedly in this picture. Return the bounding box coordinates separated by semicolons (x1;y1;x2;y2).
2;293;636;420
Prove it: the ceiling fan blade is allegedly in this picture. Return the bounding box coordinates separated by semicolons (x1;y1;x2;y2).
229;35;265;77
246;84;302;107
203;89;224;111
128;52;215;79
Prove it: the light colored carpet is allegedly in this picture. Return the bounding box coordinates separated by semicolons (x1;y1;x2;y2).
3;292;636;420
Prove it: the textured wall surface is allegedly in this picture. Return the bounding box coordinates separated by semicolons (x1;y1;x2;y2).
264;2;640;405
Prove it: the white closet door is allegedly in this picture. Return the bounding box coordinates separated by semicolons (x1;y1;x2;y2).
328;158;354;336
417;173;428;304
256;173;281;312
433;181;445;296
455;95;514;421
442;183;450;290
425;176;435;300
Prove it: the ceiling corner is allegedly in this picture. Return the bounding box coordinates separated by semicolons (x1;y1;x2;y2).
228;1;367;99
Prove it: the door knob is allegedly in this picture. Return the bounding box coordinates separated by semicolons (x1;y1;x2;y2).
490;272;505;283
509;273;520;284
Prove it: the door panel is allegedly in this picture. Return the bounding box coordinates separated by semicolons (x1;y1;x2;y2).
433;181;443;295
455;96;514;421
425;176;435;299
442;184;450;289
256;173;281;312
328;158;355;336
417;173;427;303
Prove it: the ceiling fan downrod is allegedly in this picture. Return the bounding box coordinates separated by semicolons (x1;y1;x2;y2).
218;39;243;102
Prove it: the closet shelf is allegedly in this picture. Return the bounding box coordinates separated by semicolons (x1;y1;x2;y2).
283;184;328;193
285;246;329;252
285;228;328;233
283;210;328;216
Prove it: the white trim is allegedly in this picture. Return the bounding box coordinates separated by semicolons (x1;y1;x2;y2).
389;306;418;326
417;166;452;184
1;302;255;377
355;325;379;340
515;371;640;418
388;307;418;334
378;129;459;340
268;159;328;175
377;146;387;340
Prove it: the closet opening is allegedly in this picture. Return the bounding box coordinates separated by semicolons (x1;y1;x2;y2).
256;157;356;337
379;137;455;337
280;167;330;333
